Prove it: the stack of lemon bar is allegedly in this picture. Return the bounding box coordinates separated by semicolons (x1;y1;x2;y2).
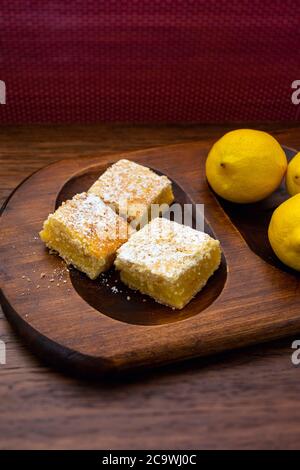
40;159;221;309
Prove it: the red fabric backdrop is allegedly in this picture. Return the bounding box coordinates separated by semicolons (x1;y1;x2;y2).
1;0;300;123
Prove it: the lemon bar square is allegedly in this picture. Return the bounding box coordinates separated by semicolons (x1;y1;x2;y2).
115;217;221;309
40;192;131;279
88;159;174;226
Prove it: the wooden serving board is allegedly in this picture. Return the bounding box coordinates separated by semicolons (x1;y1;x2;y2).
0;142;299;377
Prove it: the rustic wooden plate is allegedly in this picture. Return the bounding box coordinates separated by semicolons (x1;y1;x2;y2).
0;143;299;376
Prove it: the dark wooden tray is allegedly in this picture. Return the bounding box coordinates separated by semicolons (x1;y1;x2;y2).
0;142;299;376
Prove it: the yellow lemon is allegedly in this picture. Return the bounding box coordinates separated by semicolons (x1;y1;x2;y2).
268;194;300;271
206;129;287;203
286;152;300;196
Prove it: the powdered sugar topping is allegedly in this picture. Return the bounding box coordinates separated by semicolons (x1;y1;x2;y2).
88;159;172;210
116;217;220;279
49;192;129;241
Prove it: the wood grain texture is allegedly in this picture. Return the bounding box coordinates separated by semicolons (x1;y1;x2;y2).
1;142;300;376
1;123;300;449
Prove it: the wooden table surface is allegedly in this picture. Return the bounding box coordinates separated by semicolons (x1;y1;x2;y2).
1;123;300;450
